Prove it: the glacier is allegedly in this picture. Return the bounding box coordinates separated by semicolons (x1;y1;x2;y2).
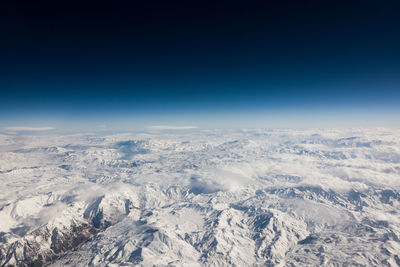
0;128;400;266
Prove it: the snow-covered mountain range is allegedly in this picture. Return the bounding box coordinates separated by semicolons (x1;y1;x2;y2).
0;128;399;266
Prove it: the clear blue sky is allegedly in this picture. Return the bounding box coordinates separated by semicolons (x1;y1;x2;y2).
1;0;399;130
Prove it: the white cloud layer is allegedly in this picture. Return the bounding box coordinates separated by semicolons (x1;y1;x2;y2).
3;126;55;132
146;125;197;130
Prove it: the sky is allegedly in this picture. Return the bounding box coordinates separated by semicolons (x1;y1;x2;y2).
0;0;399;131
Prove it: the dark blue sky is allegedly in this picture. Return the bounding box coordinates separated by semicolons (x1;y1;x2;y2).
1;0;399;129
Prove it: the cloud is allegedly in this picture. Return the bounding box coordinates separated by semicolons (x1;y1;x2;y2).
189;168;254;194
3;126;55;132
146;125;197;130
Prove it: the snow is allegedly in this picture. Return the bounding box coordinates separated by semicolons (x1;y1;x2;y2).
0;128;400;266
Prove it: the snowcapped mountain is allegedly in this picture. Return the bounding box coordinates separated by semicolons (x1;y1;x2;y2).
0;128;400;266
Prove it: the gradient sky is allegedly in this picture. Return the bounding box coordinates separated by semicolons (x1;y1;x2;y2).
1;0;399;130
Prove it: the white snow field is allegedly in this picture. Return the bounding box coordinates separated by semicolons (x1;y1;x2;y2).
1;128;400;266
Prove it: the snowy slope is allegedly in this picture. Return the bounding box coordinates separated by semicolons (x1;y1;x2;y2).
0;128;400;266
